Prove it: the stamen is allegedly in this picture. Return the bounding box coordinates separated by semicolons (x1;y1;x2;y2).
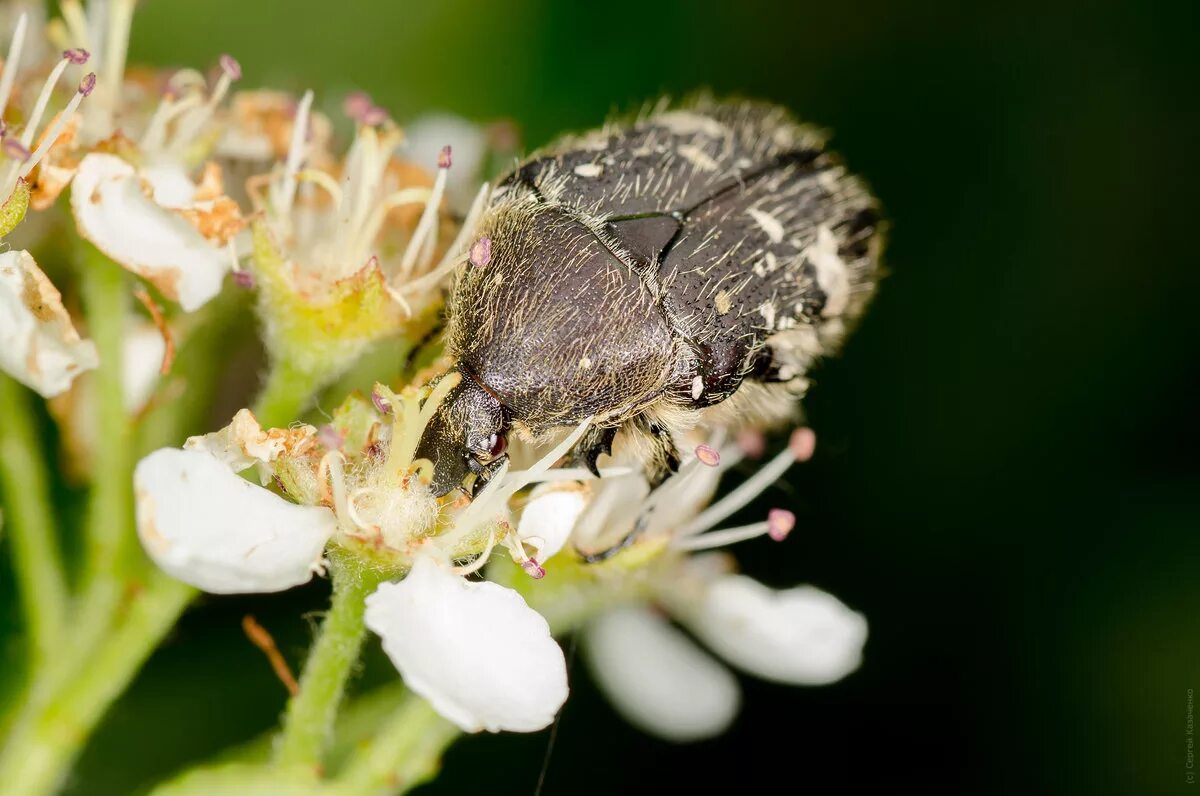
678;429;811;538
358;186;435;260
295;168;343;205
218;53;242;81
397;182;491;297
694;444;720;467
789;427;817;461
672;521;770;552
272;89;313;218
450;528;498;577
736;428;766;459
0;12;29;115
320;451;351;521
63;48;90;64
318;425;344;451
469;236;492;268
3;138;30;161
509;466;632;482
232;270;255;289
20;73;96;180
19;52;78;148
501;531;546;578
59;1;90;52
139;91;203;152
167;53;241;155
360;105;389;127
343;91;373;122
395;146;451;279
766;508;795;541
371;387;393;415
101;0;136;122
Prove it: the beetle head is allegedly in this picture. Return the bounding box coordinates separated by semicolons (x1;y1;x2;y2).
416;365;508;497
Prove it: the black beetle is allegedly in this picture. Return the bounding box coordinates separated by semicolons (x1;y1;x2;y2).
416;98;884;497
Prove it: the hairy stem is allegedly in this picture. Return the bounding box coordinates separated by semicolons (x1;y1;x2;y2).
331;693;458;796
274;559;387;772
0;376;67;666
0;573;194;796
253;359;325;429
78;245;133;604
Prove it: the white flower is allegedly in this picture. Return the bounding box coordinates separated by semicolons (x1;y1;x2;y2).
0;249;98;397
583;605;740;742
134;447;335;594
685;575;867;685
133;387;597;733
71;153;240;311
365;555;567;733
517;426;867;741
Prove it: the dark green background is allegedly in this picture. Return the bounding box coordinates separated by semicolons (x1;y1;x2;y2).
11;0;1200;792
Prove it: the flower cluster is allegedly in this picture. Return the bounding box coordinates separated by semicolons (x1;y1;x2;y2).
135;382;867;737
0;5;868;793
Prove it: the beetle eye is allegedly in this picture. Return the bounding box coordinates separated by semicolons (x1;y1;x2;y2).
474;433;507;463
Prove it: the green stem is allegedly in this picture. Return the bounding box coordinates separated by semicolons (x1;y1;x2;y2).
0;572;194;796
0;376;67;666
274;559;387;772
331;693;458;796
253;359;325;429
78;246;132;595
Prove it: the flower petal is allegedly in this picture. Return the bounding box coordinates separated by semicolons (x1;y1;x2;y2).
0;249;98;397
70;153;230;311
184;408;317;474
686;576;867;685
122;322;167;412
516;484;586;562
134;447;335;593
584;606;740;742
365;556;568;733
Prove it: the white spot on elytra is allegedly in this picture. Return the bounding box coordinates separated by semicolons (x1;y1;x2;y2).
691;375;704;400
807;226;850;317
759;301;777;328
678;144;719;172
574;163;603;178
747;208;784;244
655;111;728;138
578;356;592;370
715;290;732;315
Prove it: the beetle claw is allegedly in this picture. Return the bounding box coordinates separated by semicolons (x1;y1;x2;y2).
568;426;617;479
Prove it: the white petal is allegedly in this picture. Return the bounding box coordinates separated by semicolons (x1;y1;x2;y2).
365;556;567;733
184;408;316;474
404;114;487;214
141;162;199;208
686;576;867;685
584;606;740;742
134;448;335;594
516;485;586;562
71;153;230;311
122;322;167;412
0;250;98;397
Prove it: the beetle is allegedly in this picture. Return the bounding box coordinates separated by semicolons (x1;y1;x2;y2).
415;98;884;498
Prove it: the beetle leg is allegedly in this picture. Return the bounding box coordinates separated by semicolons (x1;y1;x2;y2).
633;416;681;489
576;515;646;564
567;425;618;478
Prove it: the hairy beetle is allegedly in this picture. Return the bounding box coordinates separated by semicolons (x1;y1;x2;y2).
416;98;884;497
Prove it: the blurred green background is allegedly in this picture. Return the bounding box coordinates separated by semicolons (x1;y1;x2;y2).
5;0;1198;792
